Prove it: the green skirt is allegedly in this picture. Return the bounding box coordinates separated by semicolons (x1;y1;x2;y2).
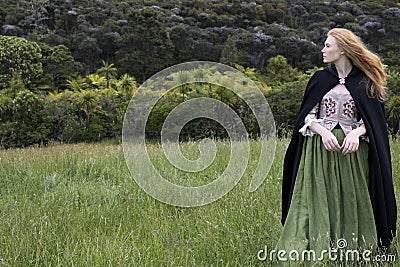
275;129;376;263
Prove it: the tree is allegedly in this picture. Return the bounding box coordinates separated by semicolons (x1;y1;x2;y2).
77;90;98;128
40;43;82;92
234;64;256;79
116;74;137;96
26;0;50;37
265;55;301;85
219;35;240;66
8;72;27;97
74;35;102;73
47;90;77;142
175;70;191;102
386;68;400;96
0;90;52;148
66;76;89;91
382;7;400;41
0;35;43;89
87;74;106;89
116;7;174;82
387;96;400;137
0;92;13;144
97;60;117;89
264;79;307;137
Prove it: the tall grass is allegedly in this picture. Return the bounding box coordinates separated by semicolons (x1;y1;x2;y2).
0;139;398;266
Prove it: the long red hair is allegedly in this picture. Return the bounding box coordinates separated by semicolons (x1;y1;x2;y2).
328;28;387;101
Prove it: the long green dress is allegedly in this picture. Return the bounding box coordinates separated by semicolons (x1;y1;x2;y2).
275;92;377;265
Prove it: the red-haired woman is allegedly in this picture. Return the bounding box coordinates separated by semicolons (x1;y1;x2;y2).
276;28;396;260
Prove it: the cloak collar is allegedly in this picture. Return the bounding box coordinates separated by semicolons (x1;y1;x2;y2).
326;63;359;78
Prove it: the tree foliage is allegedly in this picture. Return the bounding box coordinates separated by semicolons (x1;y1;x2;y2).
39;43;82;91
1;0;400;147
0;90;52;147
1;0;399;81
0;35;43;89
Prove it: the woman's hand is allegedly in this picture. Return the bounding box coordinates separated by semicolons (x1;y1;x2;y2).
309;121;341;151
341;125;366;155
341;130;360;155
320;131;341;152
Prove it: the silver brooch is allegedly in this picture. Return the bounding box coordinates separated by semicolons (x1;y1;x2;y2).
339;77;346;84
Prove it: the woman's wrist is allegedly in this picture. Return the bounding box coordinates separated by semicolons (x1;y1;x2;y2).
351;124;366;137
309;121;330;136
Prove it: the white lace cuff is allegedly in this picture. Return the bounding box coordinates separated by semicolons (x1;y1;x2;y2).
354;118;364;128
354;118;369;142
299;114;323;137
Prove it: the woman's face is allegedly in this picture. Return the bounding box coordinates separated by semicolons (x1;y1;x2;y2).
321;36;343;63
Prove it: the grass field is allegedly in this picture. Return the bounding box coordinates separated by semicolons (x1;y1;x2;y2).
0;139;399;266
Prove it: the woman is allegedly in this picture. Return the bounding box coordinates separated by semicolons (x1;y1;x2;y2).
276;28;397;260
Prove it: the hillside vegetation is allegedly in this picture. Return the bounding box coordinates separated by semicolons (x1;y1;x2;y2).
1;0;399;78
0;0;400;147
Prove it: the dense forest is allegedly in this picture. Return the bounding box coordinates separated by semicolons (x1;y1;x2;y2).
0;0;400;147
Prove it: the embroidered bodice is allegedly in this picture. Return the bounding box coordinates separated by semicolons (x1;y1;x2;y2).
299;89;365;138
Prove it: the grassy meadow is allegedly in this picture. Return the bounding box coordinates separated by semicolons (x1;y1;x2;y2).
0;138;399;266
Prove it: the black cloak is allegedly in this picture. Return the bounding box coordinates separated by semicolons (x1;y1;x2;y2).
281;64;397;248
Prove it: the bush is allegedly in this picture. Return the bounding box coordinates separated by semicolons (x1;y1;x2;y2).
0;90;52;148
